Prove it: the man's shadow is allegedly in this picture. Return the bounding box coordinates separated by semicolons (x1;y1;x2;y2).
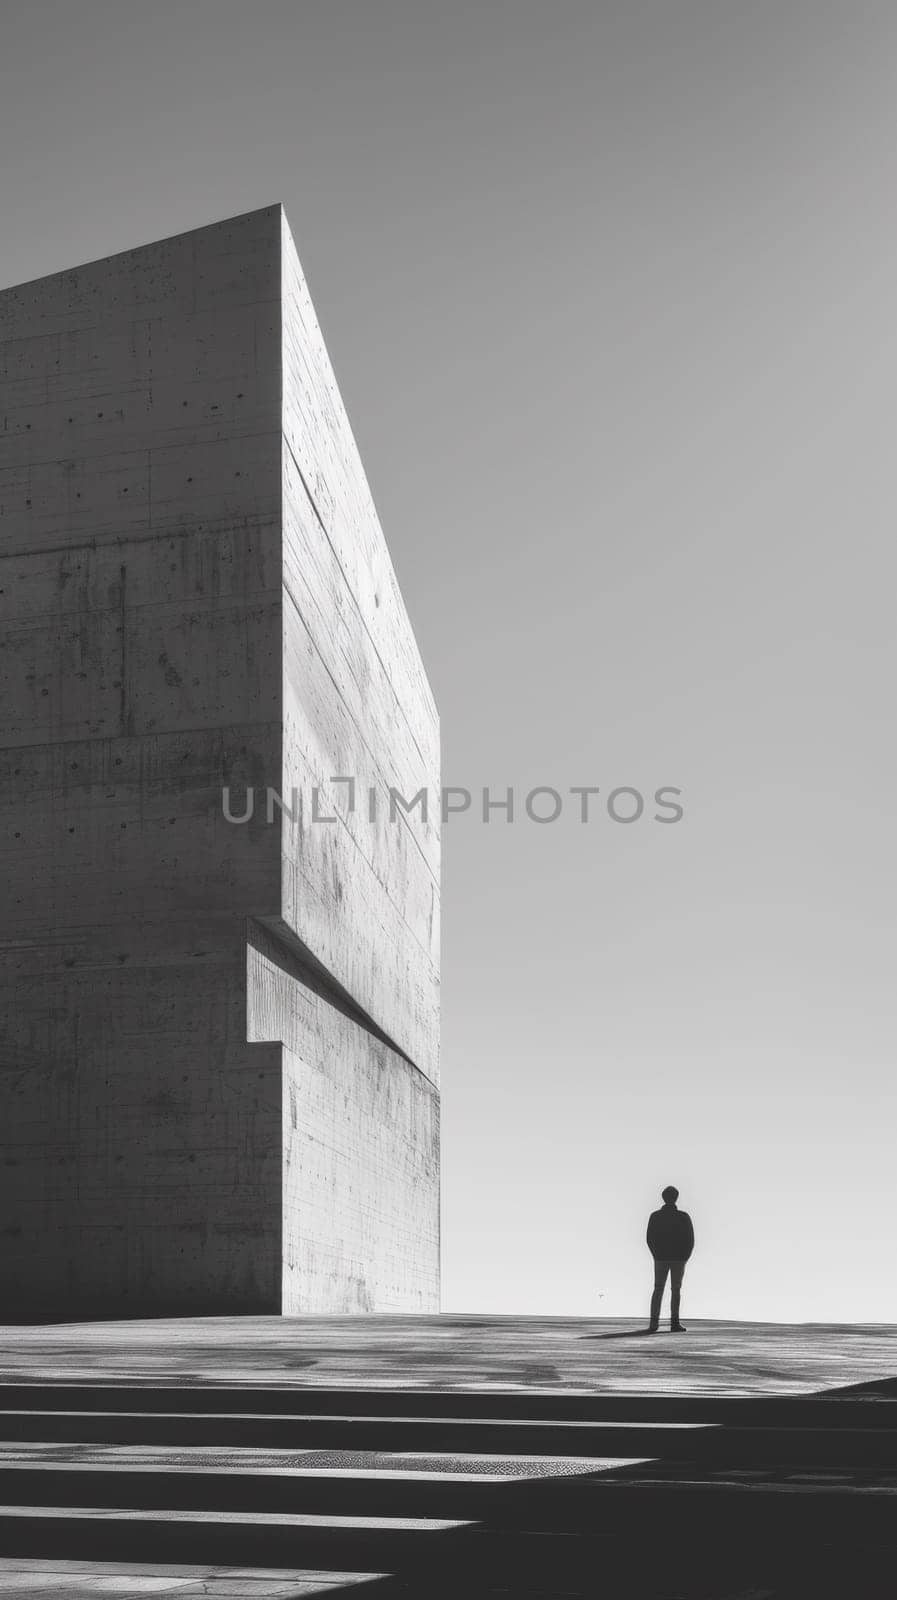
583;1330;659;1341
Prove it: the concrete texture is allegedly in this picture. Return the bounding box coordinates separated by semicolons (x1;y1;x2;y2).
0;1320;895;1596
0;1316;894;1397
248;925;438;1314
0;1561;376;1597
0;207;439;1319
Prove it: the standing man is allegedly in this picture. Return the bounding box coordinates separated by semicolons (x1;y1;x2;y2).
646;1186;694;1333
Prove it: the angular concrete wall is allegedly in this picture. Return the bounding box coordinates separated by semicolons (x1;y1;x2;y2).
248;922;438;1313
278;215;440;1085
0;206;439;1318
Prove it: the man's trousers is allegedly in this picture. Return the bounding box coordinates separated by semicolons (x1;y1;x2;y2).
650;1258;686;1328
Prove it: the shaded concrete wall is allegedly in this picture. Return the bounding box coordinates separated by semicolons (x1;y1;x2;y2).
0;206;440;1316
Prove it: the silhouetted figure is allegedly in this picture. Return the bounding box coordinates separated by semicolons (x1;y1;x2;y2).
646;1185;694;1332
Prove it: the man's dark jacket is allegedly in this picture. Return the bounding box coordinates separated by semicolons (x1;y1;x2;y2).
646;1205;694;1261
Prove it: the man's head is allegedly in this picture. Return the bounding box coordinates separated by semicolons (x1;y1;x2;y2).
661;1185;679;1205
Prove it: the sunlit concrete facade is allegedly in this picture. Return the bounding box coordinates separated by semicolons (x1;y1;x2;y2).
0;206;439;1317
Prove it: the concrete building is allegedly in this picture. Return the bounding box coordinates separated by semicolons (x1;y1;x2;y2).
0;206;440;1318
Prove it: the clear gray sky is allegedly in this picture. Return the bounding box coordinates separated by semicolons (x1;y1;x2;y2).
2;0;895;1322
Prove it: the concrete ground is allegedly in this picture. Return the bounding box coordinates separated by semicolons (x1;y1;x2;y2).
0;1316;895;1596
0;1314;894;1396
0;1560;376;1595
